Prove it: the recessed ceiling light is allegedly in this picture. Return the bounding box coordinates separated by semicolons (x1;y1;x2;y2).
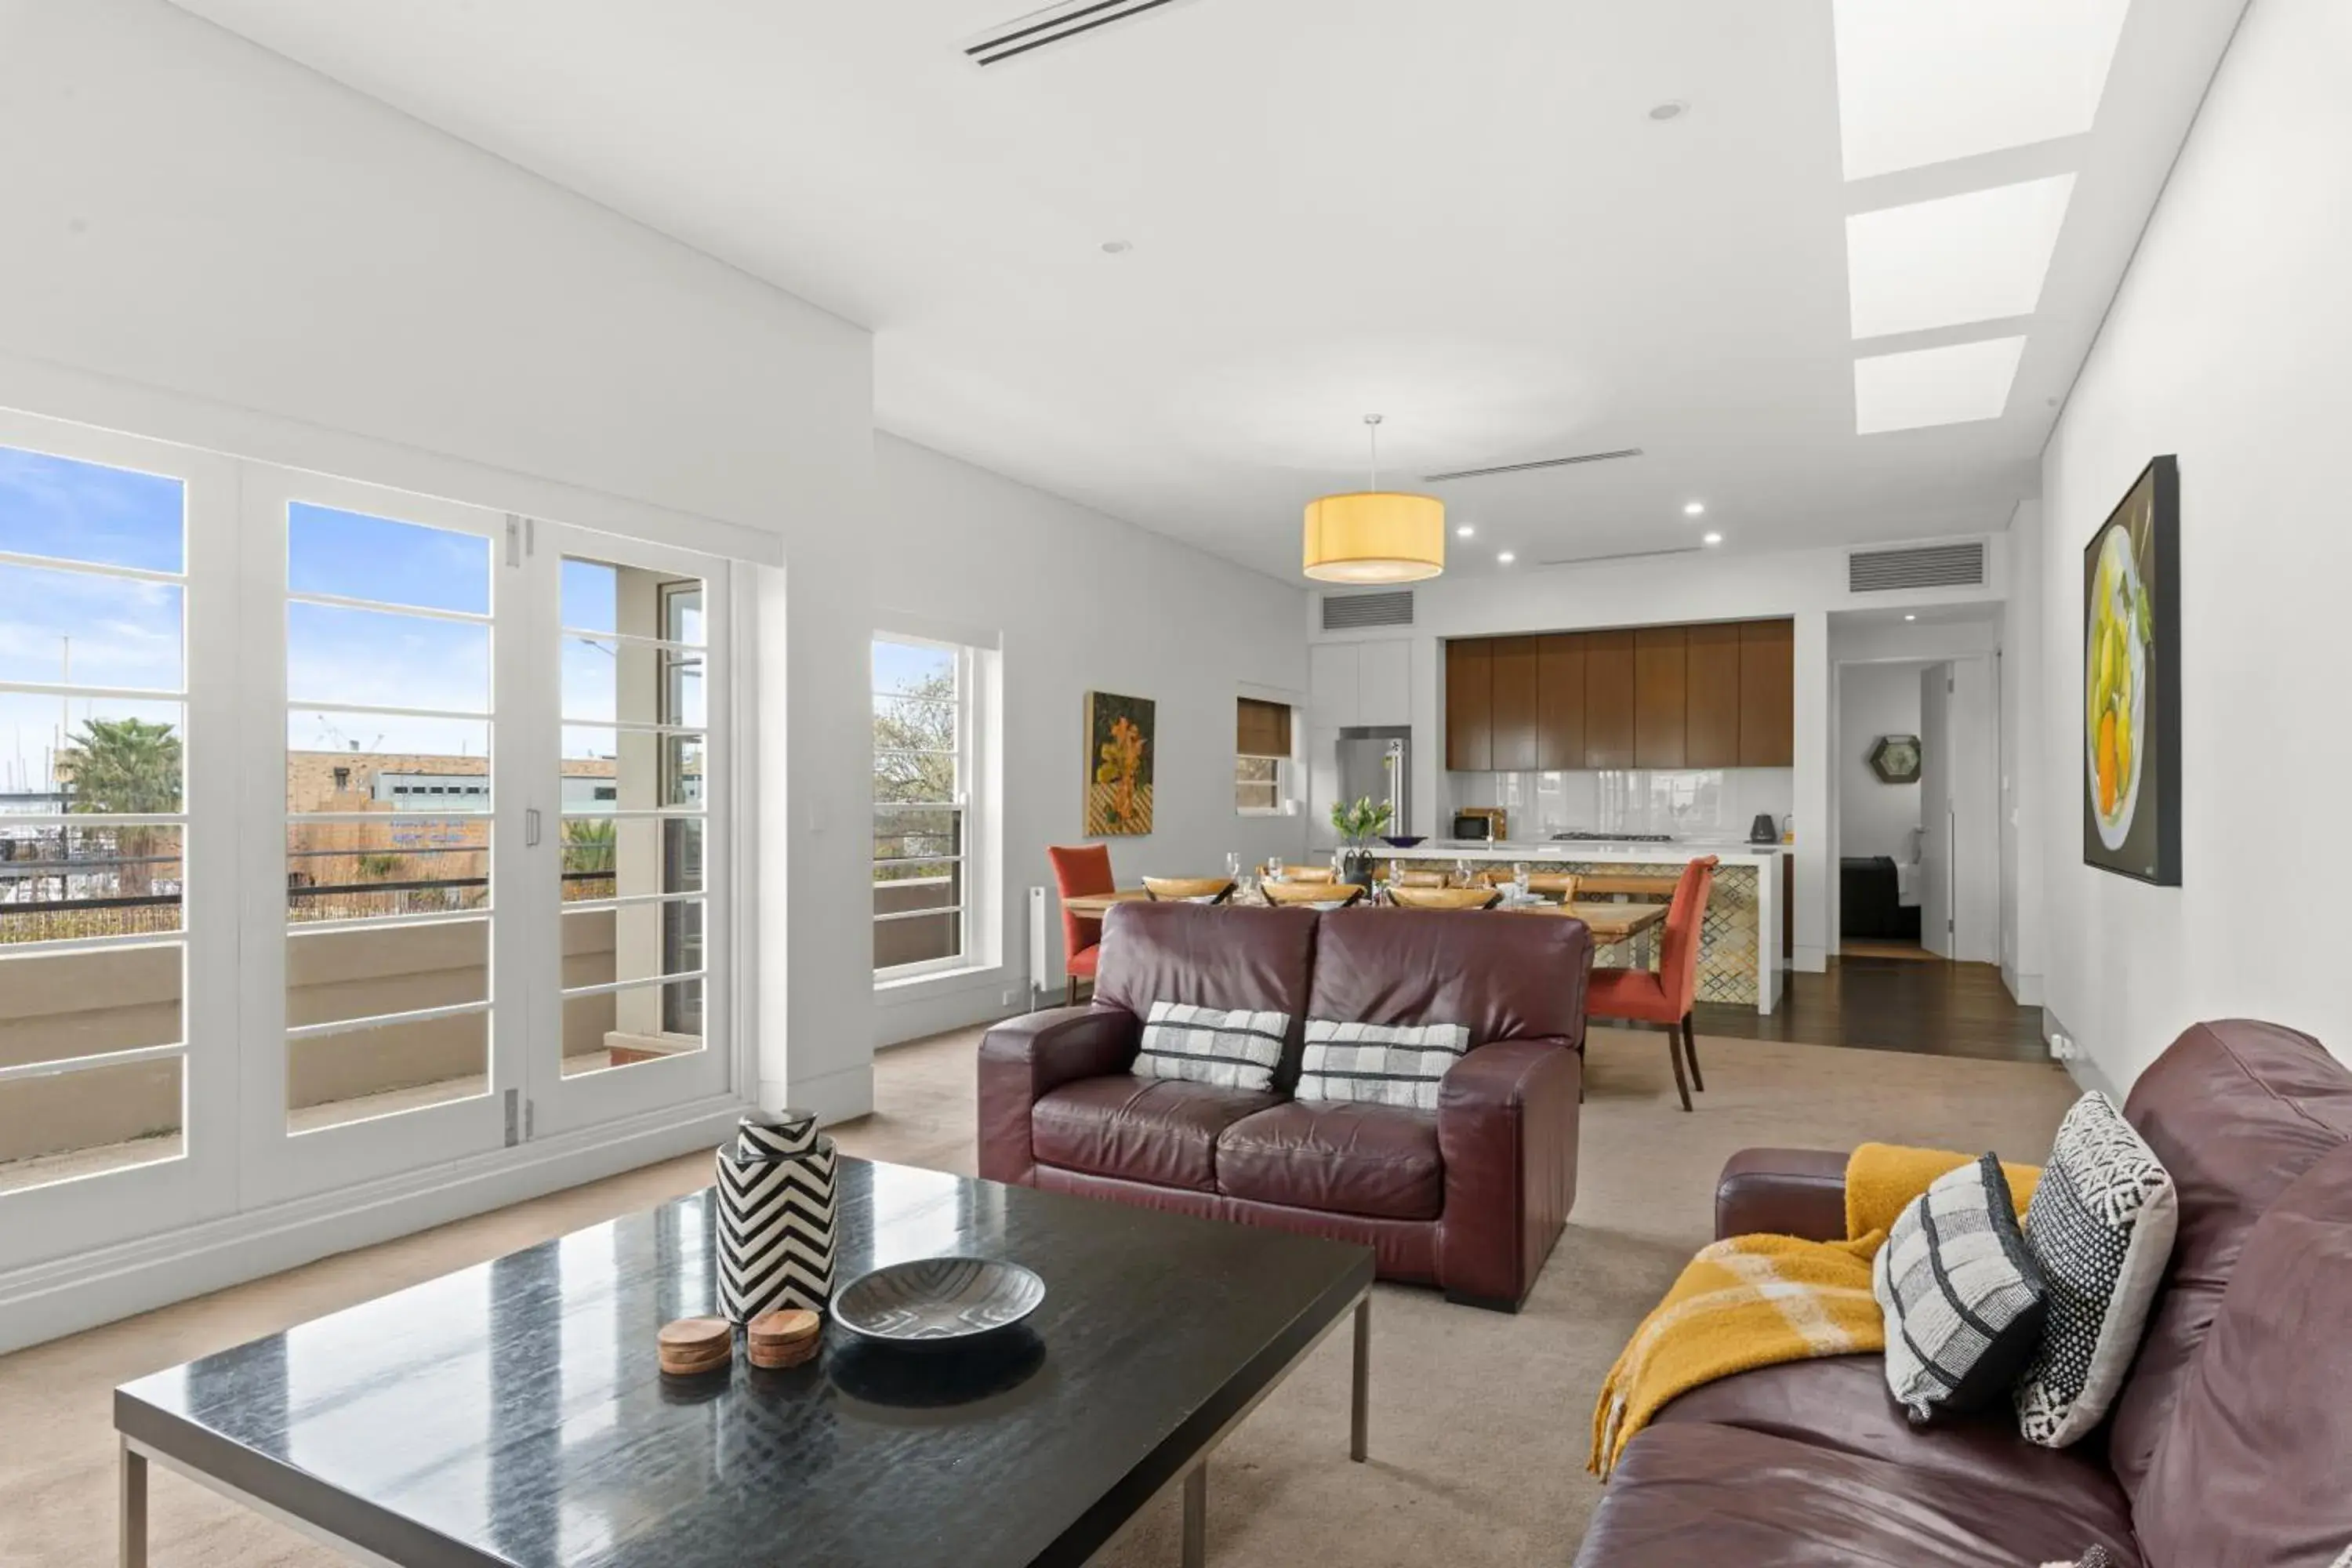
1683;501;1706;517
1648;100;1688;122
1456;524;1475;538
1100;239;1132;255
1497;551;1515;564
1854;336;2027;434
1702;532;1723;546
1846;176;2075;339
1904;613;1918;622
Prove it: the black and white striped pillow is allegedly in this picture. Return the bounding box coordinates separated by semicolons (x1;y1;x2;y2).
1294;1019;1472;1111
1135;1001;1289;1093
1875;1152;2049;1425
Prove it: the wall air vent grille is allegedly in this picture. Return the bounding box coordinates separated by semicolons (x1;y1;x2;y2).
963;0;1197;66
1320;590;1414;631
1425;448;1643;484
1848;540;1988;593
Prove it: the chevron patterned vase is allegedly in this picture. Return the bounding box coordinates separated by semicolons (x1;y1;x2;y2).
716;1109;837;1323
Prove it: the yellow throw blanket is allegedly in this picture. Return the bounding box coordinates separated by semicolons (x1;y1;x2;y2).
1590;1231;1884;1478
1588;1144;2044;1479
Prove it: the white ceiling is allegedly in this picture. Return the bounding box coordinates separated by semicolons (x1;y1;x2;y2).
170;0;2247;583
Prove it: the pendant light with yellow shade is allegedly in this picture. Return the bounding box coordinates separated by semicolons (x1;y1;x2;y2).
1302;414;1446;583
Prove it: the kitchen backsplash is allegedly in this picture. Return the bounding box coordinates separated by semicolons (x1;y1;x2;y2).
1448;768;1795;840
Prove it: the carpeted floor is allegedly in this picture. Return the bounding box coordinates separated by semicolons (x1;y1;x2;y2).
0;1025;2079;1566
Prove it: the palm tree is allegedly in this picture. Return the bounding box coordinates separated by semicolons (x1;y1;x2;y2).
58;717;181;898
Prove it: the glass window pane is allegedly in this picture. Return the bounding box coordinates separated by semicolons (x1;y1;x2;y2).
287;504;490;615
563;640;703;726
0;445;184;574
0;564;182;691
874;640;956;699
563;557;704;644
662;583;705;647
560;558;618;635
287;712;490;813
289;1010;488;1134
288;919;488;1030
666;652;706;728
561;900;702;989
561;978;702;1078
289;601;489;714
561;728;701;811
0;942;180;1070
874;804;960;864
1;823;182;942
0;1054;183;1196
0;696;184;815
286;818;487;924
875;867;963;972
560;815;700;902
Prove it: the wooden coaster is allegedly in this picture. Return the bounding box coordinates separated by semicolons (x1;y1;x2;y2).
747;1309;822;1369
658;1316;734;1377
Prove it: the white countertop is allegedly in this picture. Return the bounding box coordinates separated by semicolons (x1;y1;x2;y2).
1374;838;1786;862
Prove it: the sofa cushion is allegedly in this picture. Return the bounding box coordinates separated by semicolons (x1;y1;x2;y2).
1295;1018;1469;1110
1573;1420;2142;1568
1032;1074;1279;1192
1307;906;1590;1047
1875;1152;2049;1425
1134;1000;1289;1092
1093;902;1320;1088
1215;1101;1443;1221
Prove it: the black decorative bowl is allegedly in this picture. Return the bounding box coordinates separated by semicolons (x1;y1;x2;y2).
832;1256;1046;1349
1381;834;1427;848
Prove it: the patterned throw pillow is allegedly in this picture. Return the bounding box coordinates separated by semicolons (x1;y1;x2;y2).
1875;1152;2049;1425
2013;1091;2179;1448
1294;1019;1472;1111
1134;1001;1289;1093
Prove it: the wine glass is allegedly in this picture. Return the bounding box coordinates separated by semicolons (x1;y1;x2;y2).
1225;851;1243;880
1511;861;1531;902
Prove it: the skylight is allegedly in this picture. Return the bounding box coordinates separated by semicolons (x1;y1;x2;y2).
1832;0;2131;180
1847;175;2076;339
1853;337;2027;434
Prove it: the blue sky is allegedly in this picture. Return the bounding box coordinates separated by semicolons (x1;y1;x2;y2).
1;445;708;789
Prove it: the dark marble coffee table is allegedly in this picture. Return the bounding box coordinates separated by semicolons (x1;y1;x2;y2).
114;1158;1374;1567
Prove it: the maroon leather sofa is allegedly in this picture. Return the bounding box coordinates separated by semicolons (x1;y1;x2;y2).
1577;1018;2352;1566
978;899;1591;1310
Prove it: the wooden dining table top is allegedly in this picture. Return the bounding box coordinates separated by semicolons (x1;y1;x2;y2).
1061;887;1668;944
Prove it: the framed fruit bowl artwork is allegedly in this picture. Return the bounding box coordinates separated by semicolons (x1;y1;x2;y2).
2082;456;2180;885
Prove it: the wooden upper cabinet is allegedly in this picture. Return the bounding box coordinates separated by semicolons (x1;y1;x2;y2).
1683;622;1744;768
1738;619;1795;766
1488;637;1540;771
1536;633;1587;771
1583;631;1636;769
1445;639;1493;771
1632;627;1688;769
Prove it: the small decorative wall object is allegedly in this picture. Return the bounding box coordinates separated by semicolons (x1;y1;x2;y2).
716;1109;837;1323
1084;691;1156;836
2082;456;2181;884
1867;734;1922;785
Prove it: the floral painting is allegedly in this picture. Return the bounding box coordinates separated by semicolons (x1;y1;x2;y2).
1084;691;1155;837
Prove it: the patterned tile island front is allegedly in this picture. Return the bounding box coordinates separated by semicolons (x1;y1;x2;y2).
1374;841;1785;1012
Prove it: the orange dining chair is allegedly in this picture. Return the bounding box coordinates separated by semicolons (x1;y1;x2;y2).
1048;844;1116;1007
1584;856;1717;1112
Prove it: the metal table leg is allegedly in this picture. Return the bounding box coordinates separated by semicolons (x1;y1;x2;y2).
120;1439;147;1568
1351;1296;1370;1462
1181;1463;1207;1568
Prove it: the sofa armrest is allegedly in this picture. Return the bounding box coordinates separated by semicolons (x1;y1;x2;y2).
1436;1036;1581;1308
1714;1148;1849;1242
976;1006;1139;1185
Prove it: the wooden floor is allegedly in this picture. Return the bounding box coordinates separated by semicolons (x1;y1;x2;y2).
1696;956;2048;1062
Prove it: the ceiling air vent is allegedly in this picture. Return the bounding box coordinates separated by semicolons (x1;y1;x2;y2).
1424;448;1643;484
1321;590;1414;632
962;0;1197;67
1848;539;1988;593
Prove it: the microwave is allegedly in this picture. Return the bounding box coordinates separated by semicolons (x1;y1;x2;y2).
1452;808;1507;842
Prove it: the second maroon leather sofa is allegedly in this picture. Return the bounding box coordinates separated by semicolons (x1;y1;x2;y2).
978;899;1592;1310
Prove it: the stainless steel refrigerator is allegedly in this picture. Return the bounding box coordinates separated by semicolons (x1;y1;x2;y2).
1335;725;1411;835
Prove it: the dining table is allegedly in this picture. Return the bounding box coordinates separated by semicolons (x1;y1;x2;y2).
1060;887;1668;952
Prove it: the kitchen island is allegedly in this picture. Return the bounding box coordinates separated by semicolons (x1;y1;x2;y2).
1374;840;1787;1013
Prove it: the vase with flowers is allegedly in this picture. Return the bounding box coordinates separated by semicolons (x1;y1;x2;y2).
1328;796;1394;890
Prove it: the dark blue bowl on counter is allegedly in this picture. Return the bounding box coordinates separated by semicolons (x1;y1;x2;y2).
1380;835;1427;848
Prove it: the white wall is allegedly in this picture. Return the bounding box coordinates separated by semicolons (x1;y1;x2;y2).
2002;500;2047;1004
869;435;1308;1045
1838;662;1926;860
1312;540;2009;971
2037;0;2352;1085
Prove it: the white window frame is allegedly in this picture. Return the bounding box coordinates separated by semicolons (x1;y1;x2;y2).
871;631;987;985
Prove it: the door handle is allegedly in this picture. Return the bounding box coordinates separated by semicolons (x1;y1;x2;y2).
525;808;543;848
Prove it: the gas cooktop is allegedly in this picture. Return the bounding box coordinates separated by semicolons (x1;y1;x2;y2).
1550;830;1677;844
